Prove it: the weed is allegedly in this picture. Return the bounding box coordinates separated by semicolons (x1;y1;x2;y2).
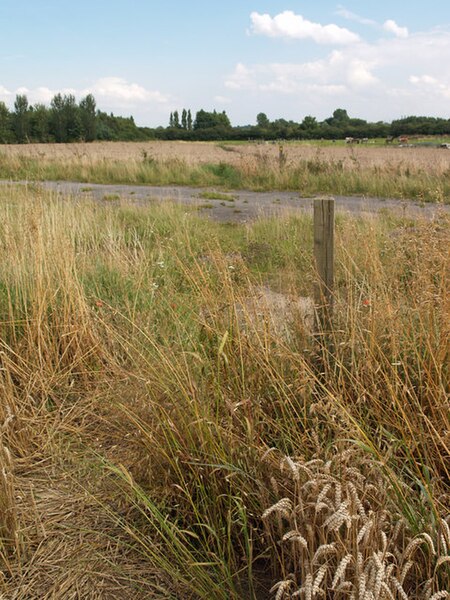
198;190;236;201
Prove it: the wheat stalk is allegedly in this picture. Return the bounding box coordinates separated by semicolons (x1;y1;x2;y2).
263;498;293;520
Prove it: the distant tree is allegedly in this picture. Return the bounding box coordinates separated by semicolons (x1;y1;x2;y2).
13;94;30;143
30;103;50;142
390;115;450;137
187;109;192;131
349;117;367;126
169;112;174;127
271;117;298;139
79;94;96;141
50;93;66;142
50;93;81;142
332;108;350;123
63;94;81;141
300;115;319;139
218;110;231;128
193;110;206;129
301;115;317;128
181;108;187;129
173;110;180;128
194;109;231;130
0;102;12;143
256;112;270;128
325;108;350;128
95;110;149;141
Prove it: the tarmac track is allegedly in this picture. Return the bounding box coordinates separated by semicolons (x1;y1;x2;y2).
3;180;448;222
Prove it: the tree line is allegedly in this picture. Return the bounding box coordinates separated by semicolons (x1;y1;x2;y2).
157;108;450;141
0;93;154;143
1;95;450;144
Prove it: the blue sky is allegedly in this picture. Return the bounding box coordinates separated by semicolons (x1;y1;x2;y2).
1;1;450;126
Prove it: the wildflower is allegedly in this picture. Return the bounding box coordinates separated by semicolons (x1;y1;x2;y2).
362;298;371;307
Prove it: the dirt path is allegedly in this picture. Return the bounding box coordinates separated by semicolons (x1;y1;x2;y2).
5;180;448;222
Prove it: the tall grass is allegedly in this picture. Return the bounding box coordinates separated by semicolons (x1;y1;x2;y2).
1;144;450;201
0;186;448;597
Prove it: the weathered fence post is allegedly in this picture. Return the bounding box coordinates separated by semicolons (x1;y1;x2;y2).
314;197;335;334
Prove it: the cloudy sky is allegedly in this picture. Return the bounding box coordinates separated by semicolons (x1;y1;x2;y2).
1;1;449;126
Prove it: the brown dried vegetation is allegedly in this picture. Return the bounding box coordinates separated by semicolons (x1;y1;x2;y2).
0;186;448;598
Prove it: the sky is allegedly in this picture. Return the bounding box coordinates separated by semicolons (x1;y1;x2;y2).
1;1;450;126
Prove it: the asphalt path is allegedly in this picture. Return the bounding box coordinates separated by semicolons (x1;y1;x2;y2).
3;180;448;222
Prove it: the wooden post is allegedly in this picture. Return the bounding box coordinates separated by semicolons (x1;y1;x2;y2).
314;197;334;333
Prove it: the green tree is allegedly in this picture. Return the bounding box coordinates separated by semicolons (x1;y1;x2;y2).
326;108;350;127
63;94;81;141
302;115;317;128
194;109;231;130
50;93;66;142
181;108;187;129
30;103;50;142
50;94;81;142
79;94;97;141
173;110;180;128
0;102;12;143
187;109;192;131
299;116;318;139
256;112;270;128
13;94;30;143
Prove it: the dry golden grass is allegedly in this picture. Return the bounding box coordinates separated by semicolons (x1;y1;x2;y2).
2;140;449;201
0;185;448;598
1;140;449;173
3;461;167;599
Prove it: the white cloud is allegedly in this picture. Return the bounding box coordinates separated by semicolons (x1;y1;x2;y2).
224;29;450;120
335;6;376;26
225;62;255;90
249;11;360;45
347;60;378;87
32;87;55;103
383;19;408;38
86;77;168;104
336;8;409;40
0;77;170;111
225;53;377;95
409;73;450;99
0;85;12;98
32;86;77;103
409;74;438;85
214;95;231;104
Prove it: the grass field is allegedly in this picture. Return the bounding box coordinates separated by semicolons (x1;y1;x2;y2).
1;140;450;202
0;182;448;598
